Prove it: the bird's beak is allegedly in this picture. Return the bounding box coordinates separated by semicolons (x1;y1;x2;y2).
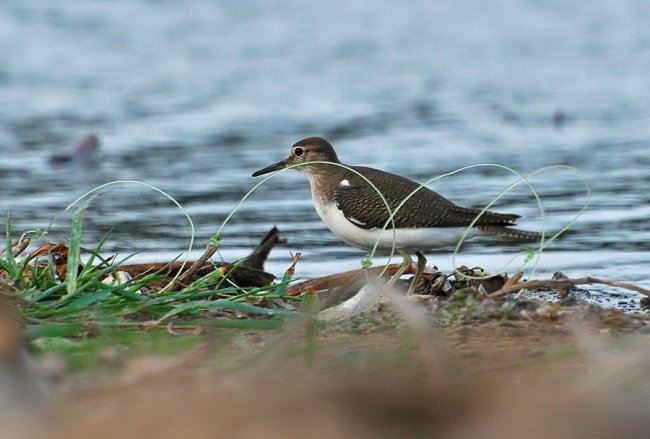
252;158;290;177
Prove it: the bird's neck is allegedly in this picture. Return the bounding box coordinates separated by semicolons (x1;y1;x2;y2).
300;164;347;207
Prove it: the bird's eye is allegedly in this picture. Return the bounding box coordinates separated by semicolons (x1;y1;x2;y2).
294;147;304;157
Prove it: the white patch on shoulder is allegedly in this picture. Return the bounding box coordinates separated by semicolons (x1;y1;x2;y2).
338;179;351;187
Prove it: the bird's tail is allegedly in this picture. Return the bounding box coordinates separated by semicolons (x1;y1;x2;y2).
477;225;543;241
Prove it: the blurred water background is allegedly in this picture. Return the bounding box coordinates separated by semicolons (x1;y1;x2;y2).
1;0;649;310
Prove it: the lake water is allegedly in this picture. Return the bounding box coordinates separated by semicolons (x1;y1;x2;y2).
1;0;649;311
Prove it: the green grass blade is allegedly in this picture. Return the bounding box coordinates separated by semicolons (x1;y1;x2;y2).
3;213;16;273
67;288;113;309
83;228;114;268
33;283;67;302
172;319;286;330
154;299;296;323
65;205;85;296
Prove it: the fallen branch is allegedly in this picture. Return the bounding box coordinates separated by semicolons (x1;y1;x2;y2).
488;276;650;298
284;263;415;296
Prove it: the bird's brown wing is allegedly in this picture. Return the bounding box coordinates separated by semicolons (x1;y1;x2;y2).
332;166;519;229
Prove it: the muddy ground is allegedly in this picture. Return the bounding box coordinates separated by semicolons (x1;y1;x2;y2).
17;298;649;439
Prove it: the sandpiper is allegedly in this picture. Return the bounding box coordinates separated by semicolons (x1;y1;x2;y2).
252;137;540;289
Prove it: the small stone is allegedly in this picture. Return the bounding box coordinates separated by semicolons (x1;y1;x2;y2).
640;297;650;309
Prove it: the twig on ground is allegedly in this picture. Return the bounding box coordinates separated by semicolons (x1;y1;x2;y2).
0;238;31;258
166;245;218;292
12;238;30;258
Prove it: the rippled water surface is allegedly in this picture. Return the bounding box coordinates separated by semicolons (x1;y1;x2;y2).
1;1;649;310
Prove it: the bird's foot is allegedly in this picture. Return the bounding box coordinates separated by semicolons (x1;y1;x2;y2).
406;251;427;295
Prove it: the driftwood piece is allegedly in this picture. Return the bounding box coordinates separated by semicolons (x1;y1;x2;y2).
168;227;280;291
241;227;281;270
118;261;274;289
284;263;415;296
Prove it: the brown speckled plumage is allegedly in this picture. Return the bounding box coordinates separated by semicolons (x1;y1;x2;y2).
331;165;520;230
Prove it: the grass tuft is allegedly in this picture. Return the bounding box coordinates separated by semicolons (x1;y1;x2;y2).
0;183;303;367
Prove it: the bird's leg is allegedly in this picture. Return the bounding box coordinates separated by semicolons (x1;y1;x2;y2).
387;249;412;288
406;251;427;295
